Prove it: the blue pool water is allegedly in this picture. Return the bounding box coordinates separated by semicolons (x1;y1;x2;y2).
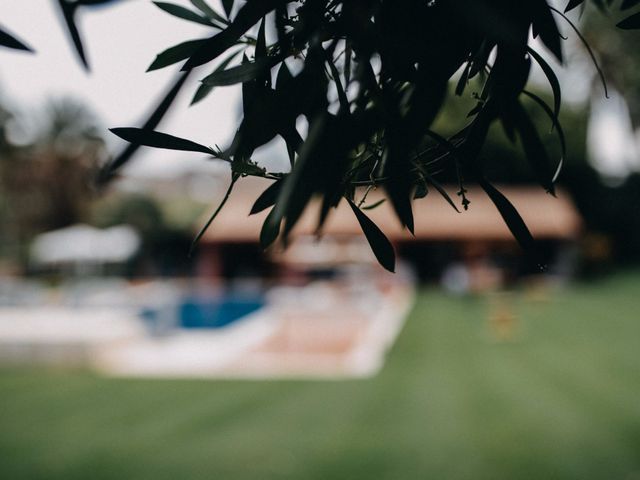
178;296;264;329
141;293;265;331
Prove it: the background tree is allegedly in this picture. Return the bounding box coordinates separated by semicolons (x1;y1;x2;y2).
583;1;640;125
0;98;106;266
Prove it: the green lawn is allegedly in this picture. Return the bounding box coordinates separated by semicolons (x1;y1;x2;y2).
2;273;640;479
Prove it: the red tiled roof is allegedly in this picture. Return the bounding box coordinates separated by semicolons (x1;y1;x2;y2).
200;177;582;243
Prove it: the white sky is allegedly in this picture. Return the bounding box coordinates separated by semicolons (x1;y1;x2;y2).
0;0;250;178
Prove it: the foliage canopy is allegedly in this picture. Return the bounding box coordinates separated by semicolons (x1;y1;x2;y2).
3;0;640;271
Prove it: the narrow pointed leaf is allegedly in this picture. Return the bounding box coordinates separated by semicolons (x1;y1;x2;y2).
110;128;214;155
621;0;640;10
0;26;34;52
250;179;284;215
153;2;215;27
527;47;561;125
57;1;89;69
347;198;396;272
280;127;302;166
386;177;415;234
182;0;277;70
480;179;536;254
190;0;229;26
414;182;429;200
532;0;564;62
260;207;281;249
276;61;293;89
255;17;267;58
522;90;566;183
221;0;234;18
99;72;191;183
455;61;472;96
564;0;584;13
425;175;461;213
617;12;640;29
512;101;556;194
191;51;241;104
201;57;274;86
274;115;326;239
147;39;207;71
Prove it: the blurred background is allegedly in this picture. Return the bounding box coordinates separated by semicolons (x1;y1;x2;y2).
0;1;639;479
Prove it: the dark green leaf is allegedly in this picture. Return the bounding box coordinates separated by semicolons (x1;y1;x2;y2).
532;1;563;63
522;90;566;183
413;181;429;200
251;179;284;215
347;198;396;272
276;61;293;90
110;128;214;155
326;54;349;112
99;72;191;183
260;207;281;249
255;17;267;58
147;39;208;72
480;179;537;255
455;61;472;96
273;115;326;239
182;0;278;70
0;26;33;52
201;57;274;86
617;12;640;29
527;47;562;127
190;0;229;26
383;147;415;234
254;18;272;88
531;0;564;62
57;1;89;69
191;51;241;104
564;0;584;13
512;101;556;194
153;2;215;27
621;0;640;10
240;54;258;119
422;129;464;164
425;175;461;213
222;0;234;19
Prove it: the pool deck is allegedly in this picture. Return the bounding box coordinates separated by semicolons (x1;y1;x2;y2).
0;271;415;379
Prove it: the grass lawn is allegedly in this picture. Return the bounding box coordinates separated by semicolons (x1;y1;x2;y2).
1;272;640;479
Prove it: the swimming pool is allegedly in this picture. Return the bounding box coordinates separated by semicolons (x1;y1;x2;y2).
178;295;265;329
141;293;266;332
